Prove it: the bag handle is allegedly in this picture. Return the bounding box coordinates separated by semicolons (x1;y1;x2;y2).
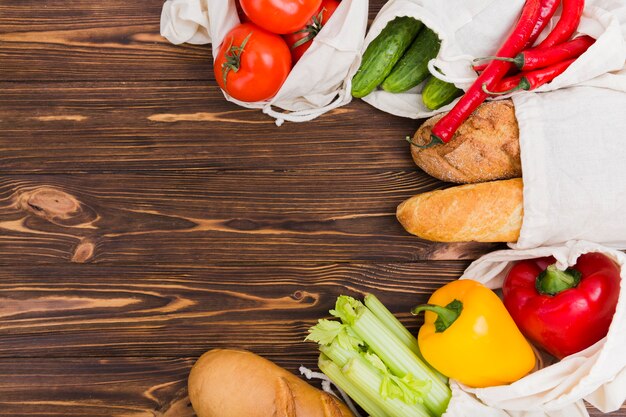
428;56;478;85
262;88;352;126
299;366;363;417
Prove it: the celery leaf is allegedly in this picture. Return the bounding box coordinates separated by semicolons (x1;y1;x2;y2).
306;319;363;350
329;295;363;324
363;351;388;373
306;319;344;345
387;373;431;405
378;371;432;405
337;326;364;350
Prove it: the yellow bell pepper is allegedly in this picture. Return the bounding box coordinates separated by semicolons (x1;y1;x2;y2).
411;279;535;388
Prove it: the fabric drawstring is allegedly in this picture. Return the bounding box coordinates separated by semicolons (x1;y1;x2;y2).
299;365;364;417
262;89;351;126
161;0;366;125
428;56;478;85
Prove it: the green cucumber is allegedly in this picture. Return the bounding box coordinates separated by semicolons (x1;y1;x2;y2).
421;76;463;110
351;17;423;98
382;27;441;93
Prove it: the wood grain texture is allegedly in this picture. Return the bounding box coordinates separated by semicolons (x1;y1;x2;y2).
2;0;625;415
0;0;210;82
0;356;621;417
0;357;194;417
0;173;499;264
0;81;417;172
0;262;467;357
0;0;386;82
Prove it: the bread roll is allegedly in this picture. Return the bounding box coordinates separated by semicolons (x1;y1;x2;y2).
188;349;354;417
411;100;521;183
396;178;523;242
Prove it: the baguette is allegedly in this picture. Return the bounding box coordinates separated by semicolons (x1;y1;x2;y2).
410;100;521;183
188;349;355;417
396;178;523;242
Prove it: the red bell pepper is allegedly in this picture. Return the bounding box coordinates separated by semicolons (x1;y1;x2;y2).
502;252;621;359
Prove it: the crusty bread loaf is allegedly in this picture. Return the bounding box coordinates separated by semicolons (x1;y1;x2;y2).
188;349;354;417
396;178;523;242
411;100;521;183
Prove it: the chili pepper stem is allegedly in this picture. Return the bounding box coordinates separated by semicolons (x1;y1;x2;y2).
419;135;444;149
412;300;463;333
474;55;522;68
406;135;444;149
536;264;583;296
482;78;530;95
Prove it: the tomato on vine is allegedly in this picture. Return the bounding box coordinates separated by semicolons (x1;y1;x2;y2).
239;0;323;34
214;23;292;102
284;0;341;63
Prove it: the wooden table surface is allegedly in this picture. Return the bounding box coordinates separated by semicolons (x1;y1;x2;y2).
0;1;623;416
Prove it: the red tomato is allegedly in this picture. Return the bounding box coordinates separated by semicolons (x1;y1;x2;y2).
284;0;340;63
214;23;292;102
235;0;250;23
240;0;323;34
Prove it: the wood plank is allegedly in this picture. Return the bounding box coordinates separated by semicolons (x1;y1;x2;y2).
0;357;194;417
0;81;418;172
0;264;622;416
0;357;621;417
0;0;210;81
0;262;466;357
0;0;388;82
0;173;499;264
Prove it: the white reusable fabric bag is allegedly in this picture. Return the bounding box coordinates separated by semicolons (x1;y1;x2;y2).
359;3;626;415
511;86;626;250
442;241;626;417
160;0;368;125
364;1;626;249
361;0;626;119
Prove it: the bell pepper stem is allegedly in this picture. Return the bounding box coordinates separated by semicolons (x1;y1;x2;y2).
536;264;582;296
411;300;463;333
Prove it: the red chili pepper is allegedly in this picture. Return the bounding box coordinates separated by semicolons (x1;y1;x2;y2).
477;35;594;72
428;0;542;147
472;0;561;72
528;0;563;46
489;73;524;93
484;58;575;94
502;253;621;359
536;0;585;48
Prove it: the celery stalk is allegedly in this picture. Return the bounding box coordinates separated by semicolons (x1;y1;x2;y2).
364;294;421;355
320;343;358;368
364;294;448;385
322;341;432;411
350;305;451;416
318;354;390;417
308;295;452;416
342;356;433;417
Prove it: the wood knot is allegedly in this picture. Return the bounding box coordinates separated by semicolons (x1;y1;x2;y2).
17;187;80;219
71;239;95;263
14;186;97;227
290;291;318;304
